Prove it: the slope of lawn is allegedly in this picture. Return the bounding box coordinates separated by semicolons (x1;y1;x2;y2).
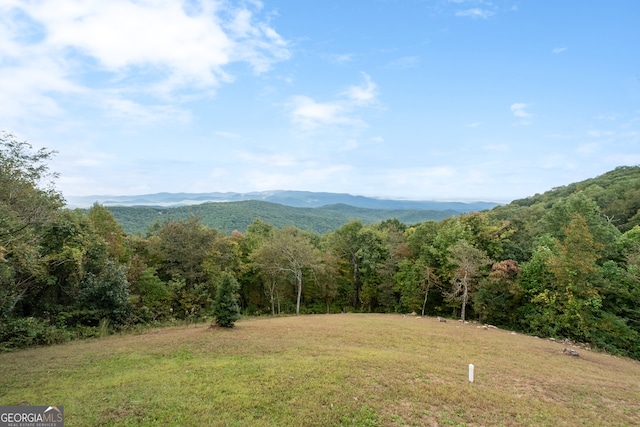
1;314;639;426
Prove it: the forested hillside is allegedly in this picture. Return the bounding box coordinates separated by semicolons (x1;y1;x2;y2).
495;165;640;231
2;133;639;360
107;201;459;235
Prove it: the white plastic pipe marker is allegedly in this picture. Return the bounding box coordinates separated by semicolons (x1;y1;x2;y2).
468;364;475;383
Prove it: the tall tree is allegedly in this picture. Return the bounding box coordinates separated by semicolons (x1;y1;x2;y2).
146;216;217;286
0;132;63;317
38;209;109;315
401;221;445;315
250;226;322;315
329;220;386;310
313;250;340;313
447;241;491;321
473;260;522;326
396;258;441;316
87;203;128;263
540;192;620;259
523;215;605;341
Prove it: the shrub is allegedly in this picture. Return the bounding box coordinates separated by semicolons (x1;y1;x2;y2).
0;317;71;350
212;273;241;327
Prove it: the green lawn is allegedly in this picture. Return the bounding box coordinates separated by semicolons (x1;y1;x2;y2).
1;314;639;426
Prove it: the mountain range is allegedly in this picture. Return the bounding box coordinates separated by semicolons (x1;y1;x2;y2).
71;166;640;236
66;190;500;212
71;191;500;235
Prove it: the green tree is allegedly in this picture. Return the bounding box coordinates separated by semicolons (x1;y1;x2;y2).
143;217;220;317
250;226;322;315
147;216;217;286
473;260;522;326
447;241;491;321
401;221;446;315
0;132;63;317
523;215;605;341
396;258;441;315
369;219;408;312
547;214;603;340
87;203;128;263
130;267;171;322
75;260;131;326
237;220;275;314
212;272;241;327
540;192;619;259
429;217;473;279
37;210;109;314
312;250;341;313
328;220;387;310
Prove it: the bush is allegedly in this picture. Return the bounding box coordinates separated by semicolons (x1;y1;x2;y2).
589;313;640;359
212;273;241;327
0;317;71;350
77;261;131;326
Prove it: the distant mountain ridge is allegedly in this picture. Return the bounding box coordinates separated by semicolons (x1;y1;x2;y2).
66;190;501;212
105;200;463;235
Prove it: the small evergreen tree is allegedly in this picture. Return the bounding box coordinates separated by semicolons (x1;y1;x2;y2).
212;272;241;327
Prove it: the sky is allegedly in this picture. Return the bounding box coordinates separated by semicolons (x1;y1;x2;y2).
1;0;639;203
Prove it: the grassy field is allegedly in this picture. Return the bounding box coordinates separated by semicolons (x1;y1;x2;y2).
1;314;639;426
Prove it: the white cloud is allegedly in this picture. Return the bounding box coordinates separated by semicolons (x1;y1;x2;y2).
386;56;420;69
587;129;615;138
103;96;191;124
455;8;494;19
362;165;486;200
466;121;482;128
242;164;352;191
289;73;378;130
552;47;567;54
595;113;619;121
339;139;360;152
342;73;378;106
510;103;531;118
540;153;576;170
289;96;354;130
0;0;290;122
0;55;79;120
329;54;354;63
577;143;599;155
510;103;533;125
385;166;456;186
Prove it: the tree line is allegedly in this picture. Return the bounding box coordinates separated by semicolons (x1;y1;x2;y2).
2;132;639;359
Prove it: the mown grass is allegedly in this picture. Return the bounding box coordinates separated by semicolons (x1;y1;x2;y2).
1;314;639;426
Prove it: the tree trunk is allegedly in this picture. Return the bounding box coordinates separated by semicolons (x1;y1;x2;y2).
421;283;430;317
295;272;302;315
351;255;359;308
269;279;275;316
461;273;469;322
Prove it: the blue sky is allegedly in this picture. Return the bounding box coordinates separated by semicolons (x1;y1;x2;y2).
1;0;639;203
